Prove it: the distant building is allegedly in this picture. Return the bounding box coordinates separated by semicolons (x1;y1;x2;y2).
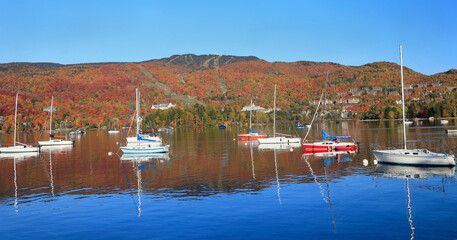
367;90;378;96
388;91;400;96
241;104;265;112
432;83;442;87
416;83;427;88
336;92;346;97
372;86;383;92
151;103;176;110
404;84;413;90
43;106;58;112
347;98;360;104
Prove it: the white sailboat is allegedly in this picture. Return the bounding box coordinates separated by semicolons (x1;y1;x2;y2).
257;84;301;144
38;96;73;146
0;93;39;153
120;89;169;154
372;45;455;166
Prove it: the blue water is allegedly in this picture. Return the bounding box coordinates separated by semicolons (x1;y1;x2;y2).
1;120;457;239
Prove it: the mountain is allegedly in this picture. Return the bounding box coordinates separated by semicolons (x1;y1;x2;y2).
0;54;455;130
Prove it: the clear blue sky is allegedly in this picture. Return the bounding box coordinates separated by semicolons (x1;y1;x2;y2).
1;0;456;75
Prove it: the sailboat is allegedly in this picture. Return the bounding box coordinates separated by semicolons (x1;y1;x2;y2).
38;96;74;146
0;93;39;153
120;89;169;154
302;72;356;152
238;99;267;140
372;45;456;166
257;85;301;144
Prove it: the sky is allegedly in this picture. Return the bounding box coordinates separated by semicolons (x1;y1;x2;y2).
1;0;456;75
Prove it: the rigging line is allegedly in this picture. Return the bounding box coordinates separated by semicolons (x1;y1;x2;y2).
120;91;136;147
304;90;325;142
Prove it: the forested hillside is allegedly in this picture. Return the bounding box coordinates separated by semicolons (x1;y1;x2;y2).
0;54;456;131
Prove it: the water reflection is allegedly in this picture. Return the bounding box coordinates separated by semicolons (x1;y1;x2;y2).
374;164;456;240
0;152;38;214
120;153;169;217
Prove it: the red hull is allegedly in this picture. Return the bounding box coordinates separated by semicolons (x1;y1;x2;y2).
238;135;267;140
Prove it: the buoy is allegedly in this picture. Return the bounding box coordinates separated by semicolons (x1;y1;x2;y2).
108;152;113;156
233;138;236;141
362;159;368;166
290;148;293;152
245;143;248;145
373;160;378;165
116;142;119;145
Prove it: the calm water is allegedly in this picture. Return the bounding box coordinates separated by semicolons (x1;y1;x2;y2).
1;120;457;239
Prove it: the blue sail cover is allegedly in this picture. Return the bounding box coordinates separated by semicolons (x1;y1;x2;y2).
249;128;261;133
322;130;350;139
137;134;157;142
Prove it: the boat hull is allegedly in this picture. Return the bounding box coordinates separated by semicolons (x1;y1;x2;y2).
0;146;39;153
238;134;267;140
373;149;456;166
38;140;74;146
257;137;301;144
120;145;169;154
302;141;356;151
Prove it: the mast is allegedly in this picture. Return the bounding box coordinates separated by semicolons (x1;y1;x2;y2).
249;99;253;132
13;93;18;146
136;88;140;136
323;71;329;129
273;84;276;138
400;44;407;150
50;96;53;140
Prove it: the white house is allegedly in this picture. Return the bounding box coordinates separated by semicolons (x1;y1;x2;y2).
241;104;265;112
151;103;177;110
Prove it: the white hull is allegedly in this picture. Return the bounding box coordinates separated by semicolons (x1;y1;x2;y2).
258;137;301;144
120;144;169;154
373;149;456;166
0;145;39;153
108;130;120;133
258;142;301;150
38;139;74;146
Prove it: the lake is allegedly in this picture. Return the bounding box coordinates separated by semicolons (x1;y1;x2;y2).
1;119;457;239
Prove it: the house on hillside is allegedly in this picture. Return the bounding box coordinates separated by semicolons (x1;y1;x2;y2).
372;86;382;92
432;83;442;87
151;103;176;110
241;104;265;112
43;106;57;112
347;98;360;104
416;83;427;88
404;84;413;90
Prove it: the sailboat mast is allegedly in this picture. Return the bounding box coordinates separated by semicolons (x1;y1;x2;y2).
13;93;18;146
273;84;276;138
50;96;53;140
400;44;407;150
323;71;329;129
249;99;253;131
136;88;140;136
